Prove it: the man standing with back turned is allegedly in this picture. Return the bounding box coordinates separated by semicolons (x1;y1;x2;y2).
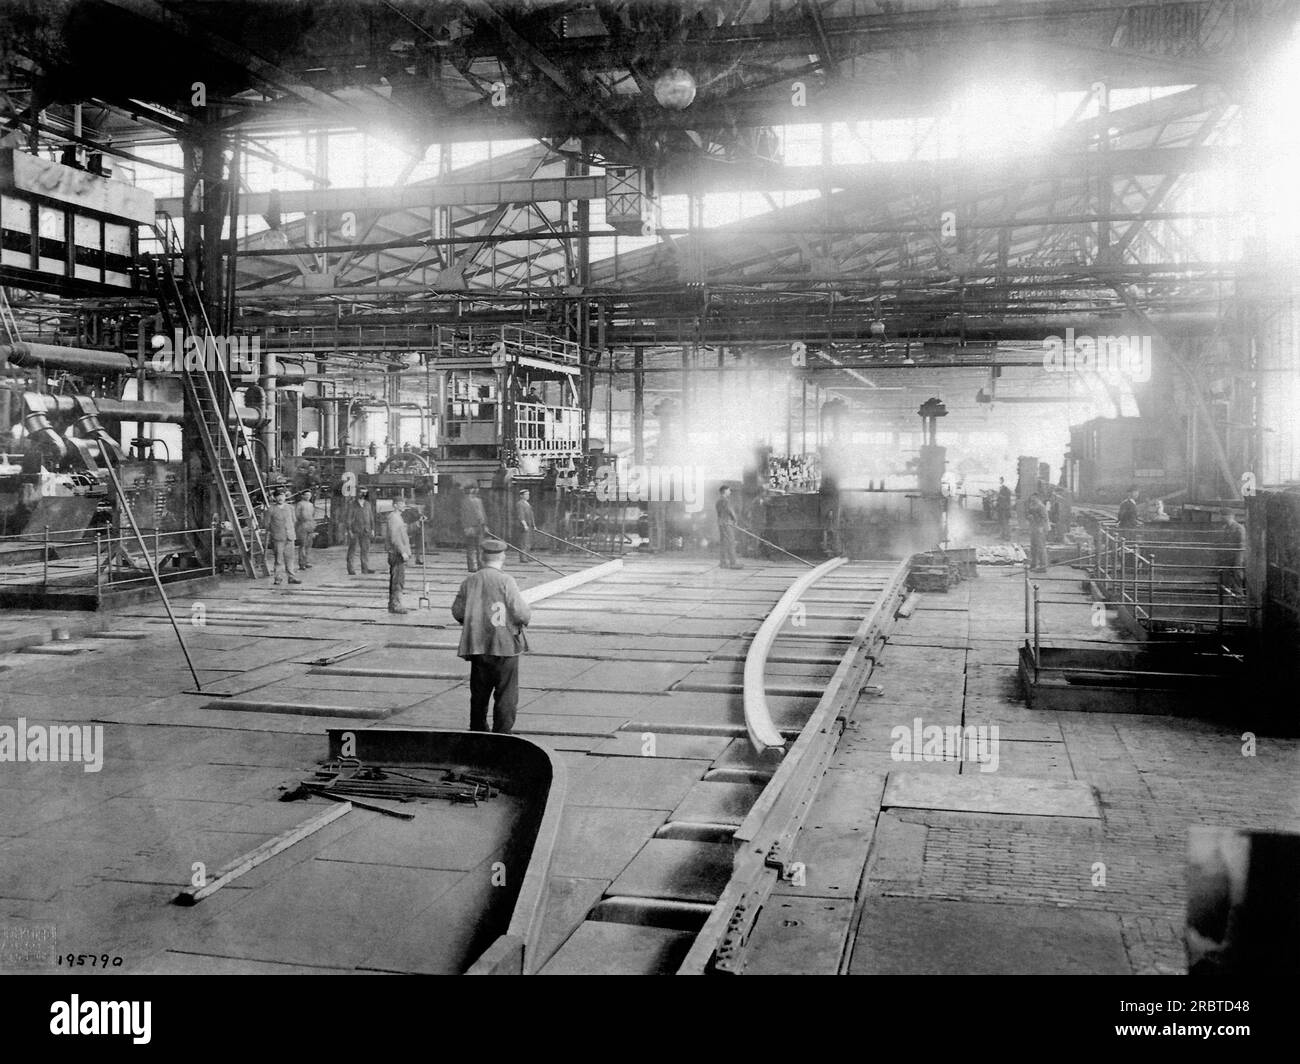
386;503;412;614
460;484;487;572
451;538;531;733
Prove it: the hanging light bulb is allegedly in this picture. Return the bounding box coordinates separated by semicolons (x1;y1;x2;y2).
654;68;697;110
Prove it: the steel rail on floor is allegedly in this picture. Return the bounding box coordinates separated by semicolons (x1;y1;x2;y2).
743;557;848;754
678;557;911;975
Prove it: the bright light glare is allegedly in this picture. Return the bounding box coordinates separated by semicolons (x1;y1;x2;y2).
944;82;1056;158
1249;22;1300;258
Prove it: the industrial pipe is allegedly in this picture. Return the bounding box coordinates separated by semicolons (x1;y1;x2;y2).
1;341;302;387
20;392;259;427
265;357;306;384
20;392;67;459
2;342;134;374
259;348;277;464
69;396;126;462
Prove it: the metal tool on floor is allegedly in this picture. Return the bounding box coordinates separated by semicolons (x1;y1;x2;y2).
297;781;415;819
418;525;431;610
304;757;500;807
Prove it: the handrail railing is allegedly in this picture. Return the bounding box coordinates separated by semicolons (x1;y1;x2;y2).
0;523;217;600
1091;524;1251;636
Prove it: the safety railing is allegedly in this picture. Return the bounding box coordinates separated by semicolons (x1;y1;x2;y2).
0;523;217;603
434;324;581;366
501;325;580;364
259;323;436;351
1089;524;1251;637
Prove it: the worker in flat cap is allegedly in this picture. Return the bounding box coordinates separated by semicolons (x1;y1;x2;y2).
451;537;531;733
344;487;376;576
265;485;302;586
516;488;535;563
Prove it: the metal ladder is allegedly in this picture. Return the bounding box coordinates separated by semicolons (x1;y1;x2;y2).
0;285;21;345
145;250;269;579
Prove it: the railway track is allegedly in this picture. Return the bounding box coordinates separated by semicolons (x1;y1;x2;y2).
529;556;908;975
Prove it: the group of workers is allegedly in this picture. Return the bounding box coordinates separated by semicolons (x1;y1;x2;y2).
457;484;535;571
991;476;1072;573
262;486;322;585
260;480;536;734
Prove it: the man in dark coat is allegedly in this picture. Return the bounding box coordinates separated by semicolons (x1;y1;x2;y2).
344;489;376;575
996;478;1013;541
450;538;531;732
716;484;742;569
1118;486;1141;529
516;489;535;563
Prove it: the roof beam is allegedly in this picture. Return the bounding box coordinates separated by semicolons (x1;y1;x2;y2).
464;0;634;150
164;144;1227;222
157;173;605;218
98;0;417;137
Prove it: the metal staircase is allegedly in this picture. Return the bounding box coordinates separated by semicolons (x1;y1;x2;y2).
145;239;269;579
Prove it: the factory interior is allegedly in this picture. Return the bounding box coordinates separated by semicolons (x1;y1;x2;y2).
0;0;1297;981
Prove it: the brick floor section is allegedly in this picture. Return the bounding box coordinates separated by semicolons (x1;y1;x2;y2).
845;561;1300;975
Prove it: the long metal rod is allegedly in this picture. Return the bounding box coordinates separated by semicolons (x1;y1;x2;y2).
99;455;201;689
1032;583;1041;681
485;527;565;576
1024;563;1031;635
531;525;611;559
734;524;818;569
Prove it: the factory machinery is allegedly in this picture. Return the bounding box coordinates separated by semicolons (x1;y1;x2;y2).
0;147;276;608
0;145;603;597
